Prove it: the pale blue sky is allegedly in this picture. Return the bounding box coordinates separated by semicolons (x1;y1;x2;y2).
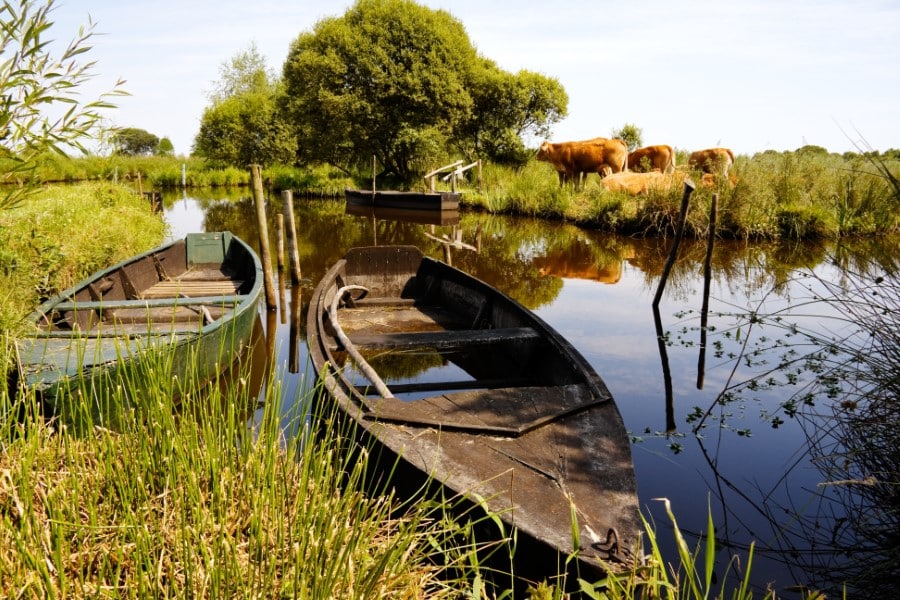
51;0;900;157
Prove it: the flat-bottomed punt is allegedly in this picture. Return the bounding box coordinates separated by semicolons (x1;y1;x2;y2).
307;245;640;580
15;232;263;415
344;188;460;211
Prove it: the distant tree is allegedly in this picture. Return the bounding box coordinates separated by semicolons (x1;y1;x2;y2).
796;144;829;156
456;60;567;167
0;0;126;209
156;137;174;156
610;123;643;151
194;45;295;166
113;128;160;156
280;0;566;182
206;42;273;103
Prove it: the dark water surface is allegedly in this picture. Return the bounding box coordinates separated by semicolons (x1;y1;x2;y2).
163;188;896;597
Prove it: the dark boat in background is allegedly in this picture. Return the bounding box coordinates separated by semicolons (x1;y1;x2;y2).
345;188;460;211
307;245;641;580
14;232;263;416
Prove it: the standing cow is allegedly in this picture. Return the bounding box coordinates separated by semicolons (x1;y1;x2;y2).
627;145;676;174
688;147;734;176
537;138;628;190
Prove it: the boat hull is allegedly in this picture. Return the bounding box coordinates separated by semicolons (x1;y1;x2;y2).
15;232;263;420
344;188;460;211
307;245;640;581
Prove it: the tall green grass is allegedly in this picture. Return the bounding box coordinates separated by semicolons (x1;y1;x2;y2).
0;182;166;338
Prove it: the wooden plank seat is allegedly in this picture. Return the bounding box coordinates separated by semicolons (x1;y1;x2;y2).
141;280;243;299
51;295;241;311
347;326;539;351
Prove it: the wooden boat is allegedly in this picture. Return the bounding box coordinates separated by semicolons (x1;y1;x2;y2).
307;245;641;580
345;188;460;211
345;201;460;226
14;232;263;416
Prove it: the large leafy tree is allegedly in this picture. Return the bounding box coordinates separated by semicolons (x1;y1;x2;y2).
0;0;125;209
112;127;159;156
280;0;566;182
280;0;478;183
457;60;567;167
193;44;295;166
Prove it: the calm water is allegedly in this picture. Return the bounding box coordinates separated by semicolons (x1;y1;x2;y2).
163;188;896;597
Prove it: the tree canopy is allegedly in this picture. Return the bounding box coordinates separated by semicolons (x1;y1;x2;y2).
610;123;643;152
193;44;295;166
279;0;566;183
112;128;160;156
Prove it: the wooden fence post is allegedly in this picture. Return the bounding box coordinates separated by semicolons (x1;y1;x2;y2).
250;164;277;311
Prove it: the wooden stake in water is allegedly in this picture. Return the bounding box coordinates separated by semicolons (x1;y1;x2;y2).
652;180;695;307
250;164;277;310
281;190;302;284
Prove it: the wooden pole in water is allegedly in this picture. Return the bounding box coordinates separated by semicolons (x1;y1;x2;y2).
697;192;718;389
250;164;277;311
276;214;285;273
652;180;695;308
281;190;302;284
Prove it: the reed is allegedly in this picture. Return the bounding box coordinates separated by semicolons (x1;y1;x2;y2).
0;339;484;597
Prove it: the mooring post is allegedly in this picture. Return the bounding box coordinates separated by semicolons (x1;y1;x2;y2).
250;164;277;311
697;192;718;389
281;189;302;284
652;180;695;307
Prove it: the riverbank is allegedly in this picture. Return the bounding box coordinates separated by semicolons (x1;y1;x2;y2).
21;148;900;240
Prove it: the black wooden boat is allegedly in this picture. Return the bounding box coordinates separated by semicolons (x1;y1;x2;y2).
345;188;460;211
15;232;263;416
307;245;640;579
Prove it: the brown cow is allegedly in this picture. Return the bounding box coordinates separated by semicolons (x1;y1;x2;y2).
627;144;675;174
601;171;677;195
689;147;734;175
537;137;628;190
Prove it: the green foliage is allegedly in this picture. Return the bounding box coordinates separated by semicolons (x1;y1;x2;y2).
112;127;159;156
194;89;295;167
194;44;295;167
280;0;565;183
0;0;126;209
0;183;165;335
456;61;567;167
611;123;643;151
155;136;174;156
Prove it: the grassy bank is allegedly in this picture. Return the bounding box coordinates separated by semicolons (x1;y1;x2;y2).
22;147;900;240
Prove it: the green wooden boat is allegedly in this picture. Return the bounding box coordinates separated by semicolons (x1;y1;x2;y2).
14;232;263;417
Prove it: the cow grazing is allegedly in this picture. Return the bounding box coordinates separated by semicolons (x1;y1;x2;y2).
688;147;734;175
537;138;628;190
628;145;675;174
601;171;677;195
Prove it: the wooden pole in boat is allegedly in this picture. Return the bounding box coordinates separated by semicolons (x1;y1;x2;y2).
250;164;277;311
372;155;376;195
281;190;302;283
652;180;695;308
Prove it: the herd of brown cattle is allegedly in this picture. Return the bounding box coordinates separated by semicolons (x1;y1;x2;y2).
536;138;735;194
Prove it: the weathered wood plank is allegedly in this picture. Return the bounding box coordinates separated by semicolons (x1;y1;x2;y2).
348;327;539;350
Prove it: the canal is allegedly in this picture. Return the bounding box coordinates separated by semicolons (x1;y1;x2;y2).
163;187;897;597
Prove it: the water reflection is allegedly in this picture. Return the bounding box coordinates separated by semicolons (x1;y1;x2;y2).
160;188;898;597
